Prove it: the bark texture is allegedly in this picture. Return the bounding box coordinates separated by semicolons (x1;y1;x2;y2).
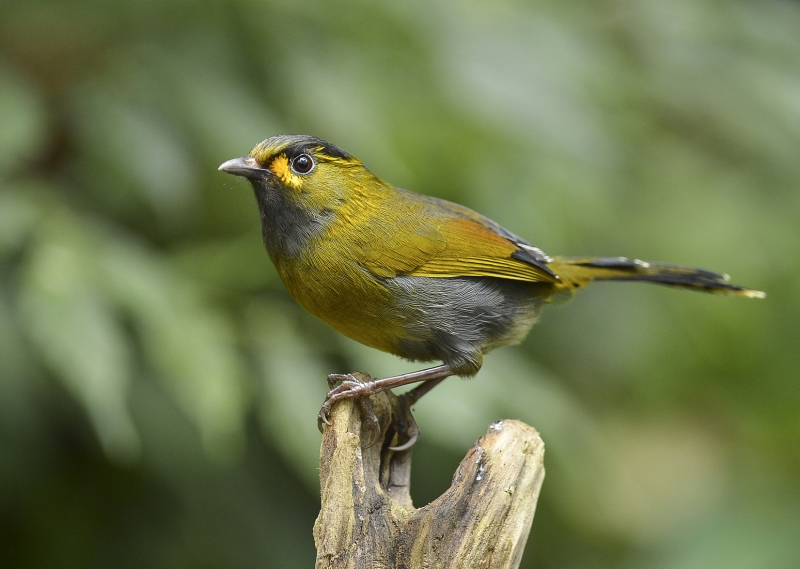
314;387;545;569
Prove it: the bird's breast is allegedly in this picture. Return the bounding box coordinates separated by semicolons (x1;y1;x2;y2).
275;240;406;355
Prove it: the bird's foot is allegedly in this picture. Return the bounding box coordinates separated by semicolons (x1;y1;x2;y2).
318;367;452;449
326;372;357;390
318;372;381;445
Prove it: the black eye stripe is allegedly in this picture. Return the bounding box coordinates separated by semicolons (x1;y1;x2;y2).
291;153;314;174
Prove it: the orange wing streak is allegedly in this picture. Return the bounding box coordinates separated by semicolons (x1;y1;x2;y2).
406;218;557;283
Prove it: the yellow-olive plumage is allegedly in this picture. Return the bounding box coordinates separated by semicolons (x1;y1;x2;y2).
219;135;764;427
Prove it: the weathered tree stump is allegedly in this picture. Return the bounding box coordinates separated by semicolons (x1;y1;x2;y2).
314;388;545;569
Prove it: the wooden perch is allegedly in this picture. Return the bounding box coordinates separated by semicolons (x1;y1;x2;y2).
314;387;545;569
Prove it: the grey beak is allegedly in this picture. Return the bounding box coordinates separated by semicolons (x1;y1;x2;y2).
218;157;272;180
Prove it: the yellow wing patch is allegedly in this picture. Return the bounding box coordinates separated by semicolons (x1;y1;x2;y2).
411;257;552;282
408;218;556;282
360;216;558;284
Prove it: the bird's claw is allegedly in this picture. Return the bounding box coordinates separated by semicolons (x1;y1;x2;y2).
388;432;418;452
316;409;331;432
317;371;420;450
326;372;349;390
317;372;376;435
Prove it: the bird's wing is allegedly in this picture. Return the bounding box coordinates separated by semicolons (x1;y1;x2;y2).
359;194;559;283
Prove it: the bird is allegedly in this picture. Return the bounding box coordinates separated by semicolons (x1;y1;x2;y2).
219;134;764;440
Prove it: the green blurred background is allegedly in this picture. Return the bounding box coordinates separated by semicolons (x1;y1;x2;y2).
1;0;798;567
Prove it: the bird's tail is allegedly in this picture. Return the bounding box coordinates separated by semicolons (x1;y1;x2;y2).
548;256;765;298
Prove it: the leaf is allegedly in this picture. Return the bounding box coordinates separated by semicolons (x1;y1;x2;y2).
19;224;140;463
246;299;332;490
99;239;249;463
0;64;47;177
0;186;43;256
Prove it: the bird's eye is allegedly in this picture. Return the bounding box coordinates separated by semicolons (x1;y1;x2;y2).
291;154;314;174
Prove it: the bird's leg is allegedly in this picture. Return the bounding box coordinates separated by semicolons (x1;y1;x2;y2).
317;365;453;434
386;376;451;451
399;376;449;406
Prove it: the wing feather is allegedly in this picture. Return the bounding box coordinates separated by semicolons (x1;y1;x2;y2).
359;203;557;283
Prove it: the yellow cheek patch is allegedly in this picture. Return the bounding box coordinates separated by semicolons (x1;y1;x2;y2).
268;154;303;191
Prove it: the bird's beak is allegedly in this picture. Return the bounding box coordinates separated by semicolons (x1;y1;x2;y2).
218;157;272;180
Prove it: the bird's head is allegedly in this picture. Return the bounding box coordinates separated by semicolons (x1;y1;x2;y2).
220;135;390;259
219;135;378;214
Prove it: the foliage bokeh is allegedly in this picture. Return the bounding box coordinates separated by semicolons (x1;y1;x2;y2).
1;0;799;567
